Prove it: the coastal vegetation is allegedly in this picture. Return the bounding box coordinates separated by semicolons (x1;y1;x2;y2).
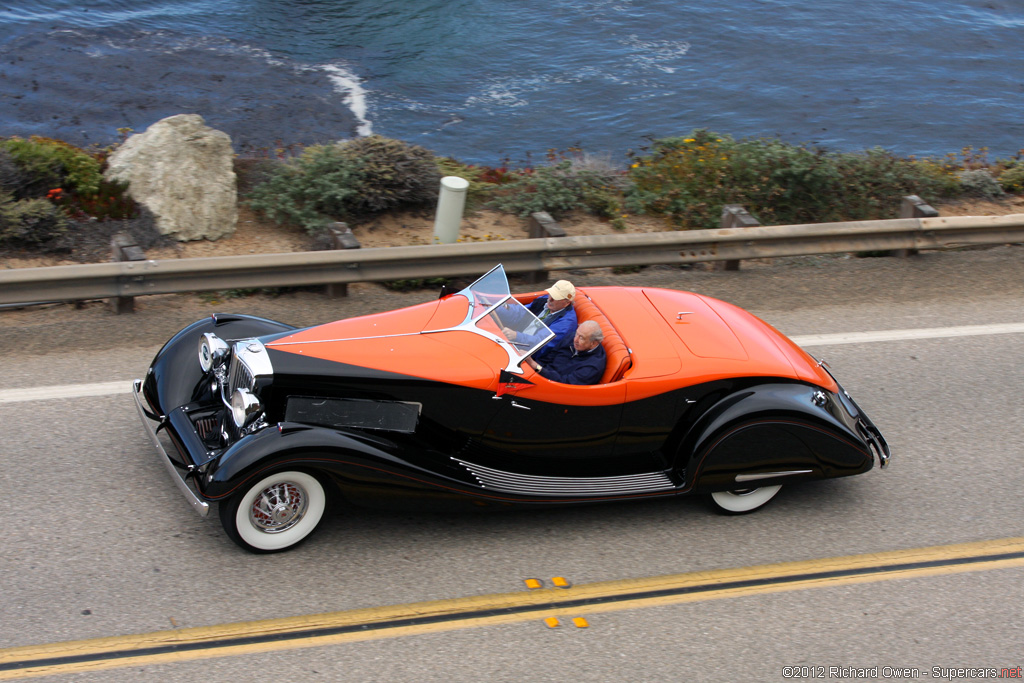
2;130;1021;258
246;135;441;235
0;135;147;254
240;130;1022;236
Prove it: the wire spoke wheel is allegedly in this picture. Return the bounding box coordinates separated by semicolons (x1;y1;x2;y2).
220;471;327;553
249;481;309;533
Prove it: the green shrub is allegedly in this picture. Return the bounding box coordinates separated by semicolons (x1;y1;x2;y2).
0;136;103;198
0;191;71;248
956;169;1004;198
624;131;962;229
997;164;1024;194
434;157;495;210
248;136;442;234
60;179;139;221
234;157;282;196
0;148;25;195
487;155;625;219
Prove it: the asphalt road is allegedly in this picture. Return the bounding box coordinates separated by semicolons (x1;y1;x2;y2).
1;247;1022;682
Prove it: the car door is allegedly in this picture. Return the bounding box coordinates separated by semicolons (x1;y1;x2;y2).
475;372;662;478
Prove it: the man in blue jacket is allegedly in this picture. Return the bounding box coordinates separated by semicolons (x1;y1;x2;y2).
524;320;606;385
501;279;577;363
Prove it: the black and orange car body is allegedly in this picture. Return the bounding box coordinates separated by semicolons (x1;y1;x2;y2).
134;265;889;552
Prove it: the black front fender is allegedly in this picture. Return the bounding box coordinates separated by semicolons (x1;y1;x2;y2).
200;423;457;502
143;313;295;416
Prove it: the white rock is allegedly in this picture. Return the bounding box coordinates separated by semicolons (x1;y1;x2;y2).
105;114;237;241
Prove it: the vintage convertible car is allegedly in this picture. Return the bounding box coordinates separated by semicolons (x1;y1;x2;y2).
134;265;889;553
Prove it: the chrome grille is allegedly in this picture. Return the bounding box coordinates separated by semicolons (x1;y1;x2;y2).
453;458;675;497
227;352;255;395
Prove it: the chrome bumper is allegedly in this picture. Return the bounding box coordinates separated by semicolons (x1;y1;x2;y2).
132;379;211;517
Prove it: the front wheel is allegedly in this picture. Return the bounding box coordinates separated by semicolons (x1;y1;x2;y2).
707;485;782;515
219;470;327;553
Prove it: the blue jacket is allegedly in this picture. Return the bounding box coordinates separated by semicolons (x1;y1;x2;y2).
523;296;577;363
537;334;606;385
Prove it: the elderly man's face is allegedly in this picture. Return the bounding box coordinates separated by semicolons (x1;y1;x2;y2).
573;325;599;352
546;297;571;312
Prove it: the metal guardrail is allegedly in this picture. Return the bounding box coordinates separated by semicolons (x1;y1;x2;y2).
1;213;1023;306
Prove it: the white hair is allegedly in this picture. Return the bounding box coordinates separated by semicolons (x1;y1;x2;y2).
579;320;604;343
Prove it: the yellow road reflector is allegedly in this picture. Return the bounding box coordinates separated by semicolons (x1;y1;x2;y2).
572;618;589;628
544;617;560;629
524;578;543;590
551;577;571;588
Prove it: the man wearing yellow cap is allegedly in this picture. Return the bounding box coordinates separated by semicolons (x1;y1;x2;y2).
502;279;577;363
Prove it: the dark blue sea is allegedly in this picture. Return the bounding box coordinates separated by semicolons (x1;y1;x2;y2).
2;1;1022;165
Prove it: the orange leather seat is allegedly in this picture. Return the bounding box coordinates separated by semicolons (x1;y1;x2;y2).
572;289;632;384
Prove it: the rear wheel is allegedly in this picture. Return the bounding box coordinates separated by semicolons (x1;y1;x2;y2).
219;470;327;553
707;485;782;514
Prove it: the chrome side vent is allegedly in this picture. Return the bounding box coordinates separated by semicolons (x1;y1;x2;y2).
453;458;674;497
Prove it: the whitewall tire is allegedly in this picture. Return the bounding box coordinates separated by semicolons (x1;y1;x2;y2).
708;485;782;514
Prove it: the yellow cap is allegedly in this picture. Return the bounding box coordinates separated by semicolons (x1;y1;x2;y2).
545;280;576;301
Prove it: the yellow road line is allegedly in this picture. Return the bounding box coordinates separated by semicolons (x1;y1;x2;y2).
2;537;1023;680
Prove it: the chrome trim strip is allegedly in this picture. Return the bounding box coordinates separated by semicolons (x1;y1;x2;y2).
133;380;210;518
735;470;812;483
267;331;422;347
454;458;674;497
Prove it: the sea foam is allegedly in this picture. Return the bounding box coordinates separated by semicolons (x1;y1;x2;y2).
323;65;373;138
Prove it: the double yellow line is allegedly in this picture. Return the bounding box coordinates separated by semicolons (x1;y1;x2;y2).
3;537;1023;680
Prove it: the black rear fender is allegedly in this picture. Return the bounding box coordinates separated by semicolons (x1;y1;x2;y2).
679;383;873;493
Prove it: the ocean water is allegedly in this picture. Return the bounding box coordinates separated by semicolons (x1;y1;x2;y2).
1;0;1022;165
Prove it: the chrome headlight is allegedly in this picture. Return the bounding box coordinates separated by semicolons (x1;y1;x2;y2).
198;333;230;372
230;388;262;428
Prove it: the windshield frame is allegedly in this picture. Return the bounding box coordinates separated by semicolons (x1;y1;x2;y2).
425;264;555;373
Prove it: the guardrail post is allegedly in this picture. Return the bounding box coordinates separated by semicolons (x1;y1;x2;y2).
524;212;567;284
109;232;146;314
892;195;939;258
327;222;360;298
716;205;761;270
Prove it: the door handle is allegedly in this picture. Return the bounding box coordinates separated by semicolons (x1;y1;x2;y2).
510;400;531;410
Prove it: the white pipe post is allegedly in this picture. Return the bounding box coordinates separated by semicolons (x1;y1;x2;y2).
432;176;469;244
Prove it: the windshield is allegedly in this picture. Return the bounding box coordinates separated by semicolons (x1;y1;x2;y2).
475;298;553;360
447;265;555;371
462;264;512;318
